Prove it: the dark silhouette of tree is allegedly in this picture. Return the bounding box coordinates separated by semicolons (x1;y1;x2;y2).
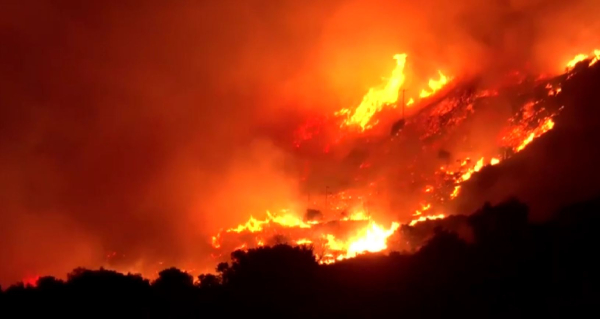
197;273;220;289
215;244;318;318
469;198;529;244
3;196;600;317
36;276;64;290
153;267;194;290
151;267;199;318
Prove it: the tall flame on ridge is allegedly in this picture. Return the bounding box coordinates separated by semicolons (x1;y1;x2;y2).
419;70;451;98
337;54;407;130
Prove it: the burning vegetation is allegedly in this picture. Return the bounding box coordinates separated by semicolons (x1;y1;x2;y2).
5;2;600;306
209;49;599;267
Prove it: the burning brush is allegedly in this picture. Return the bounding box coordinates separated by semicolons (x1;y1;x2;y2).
210;49;599;266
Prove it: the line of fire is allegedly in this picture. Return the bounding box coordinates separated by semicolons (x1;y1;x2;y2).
200;50;599;268
7;35;600;285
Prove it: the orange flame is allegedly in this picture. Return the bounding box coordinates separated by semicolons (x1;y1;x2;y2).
341;210;370;221
337;54;408;130
409;214;446;226
515;118;555;152
211;50;566;267
295;238;313;245
226;210;311;234
319;221;401;264
566;49;600;69
419;71;451;98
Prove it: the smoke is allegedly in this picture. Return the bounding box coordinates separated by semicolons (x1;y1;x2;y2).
1;0;599;284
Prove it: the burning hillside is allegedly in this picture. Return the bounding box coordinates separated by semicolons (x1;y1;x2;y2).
5;0;600;290
209;50;599;265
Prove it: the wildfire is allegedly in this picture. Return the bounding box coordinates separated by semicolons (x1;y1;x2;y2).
345;222;400;258
515;118;555;152
341;210;370;221
566;49;600;70
318;221;401;264
210;49;575;267
336;54;453;131
450;186;461;199
408;214;445;226
225;210;311;234
419;71;451;98
336;54;408;131
296;238;313;245
213;208;401;265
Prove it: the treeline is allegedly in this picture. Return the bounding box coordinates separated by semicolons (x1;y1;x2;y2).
1;197;600;318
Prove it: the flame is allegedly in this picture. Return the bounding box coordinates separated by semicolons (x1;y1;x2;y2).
336;54;408;130
592;50;600;66
346;222;400;257
211;234;221;249
319;221;401;264
341;210;370;221
546;83;562;96
413;203;432;216
210;50;567;267
515;118;555;152
459;157;485;182
566;49;600;69
450;186;461;199
566;54;588;69
335;54;453;131
234;243;247;251
295;238;313;245
226;210;311;234
409;214;446;226
214;207;400;264
419;71;451;98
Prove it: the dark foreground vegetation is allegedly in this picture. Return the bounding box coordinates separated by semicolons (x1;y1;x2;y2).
2;197;600;318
